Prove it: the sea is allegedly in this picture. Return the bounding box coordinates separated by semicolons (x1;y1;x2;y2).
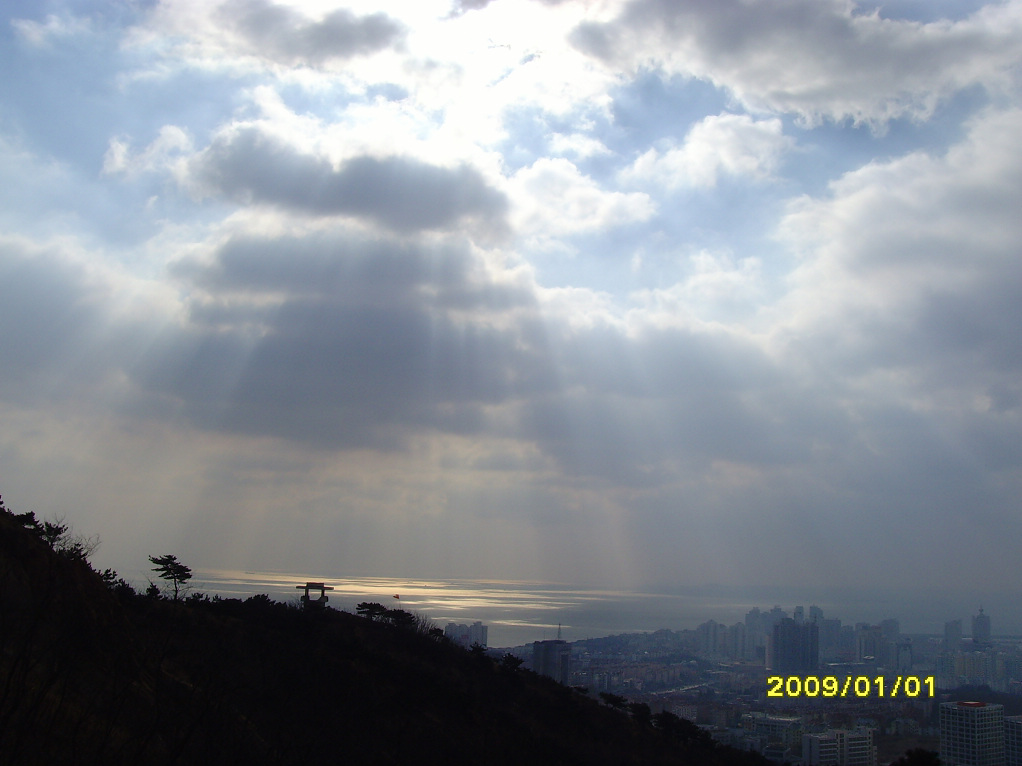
185;569;775;648
171;569;1003;648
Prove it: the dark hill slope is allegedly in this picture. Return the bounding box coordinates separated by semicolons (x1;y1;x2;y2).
0;505;769;766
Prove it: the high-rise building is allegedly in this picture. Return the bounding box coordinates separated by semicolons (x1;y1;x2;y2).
742;712;802;750
894;639;913;672
804;729;877;766
769;618;819;674
881;618;900;641
805;731;840;766
974;608;992;646
1005;716;1022;766
819;618;843;656
746;607;762;630
532;640;571;684
727;621;747;659
841;729;878;766
856;625;884;664
444;621;488;649
945;620;964;653
468;621;488;648
696;619;726;655
940;701;1004;766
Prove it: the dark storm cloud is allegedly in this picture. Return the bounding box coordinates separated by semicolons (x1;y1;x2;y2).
190;127;508;233
216;0;404;65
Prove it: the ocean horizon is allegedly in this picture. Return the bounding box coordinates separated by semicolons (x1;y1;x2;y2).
131;568;1015;648
187;570;729;647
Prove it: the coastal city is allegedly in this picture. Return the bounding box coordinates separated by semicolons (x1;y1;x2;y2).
448;605;1022;766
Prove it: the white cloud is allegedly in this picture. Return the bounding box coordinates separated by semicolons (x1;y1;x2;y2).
102;126;193;177
772;107;1022;414
621;113;792;188
549;132;611;159
510;158;654;246
11;14;91;45
629;250;766;328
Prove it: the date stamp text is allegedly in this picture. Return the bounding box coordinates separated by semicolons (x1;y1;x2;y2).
767;675;935;698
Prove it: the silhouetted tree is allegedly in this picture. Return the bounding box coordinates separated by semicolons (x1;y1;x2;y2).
356;602;388;621
500;653;524;672
628;702;652;727
100;568;137;600
387;609;416;628
600;692;628;710
652;711;714;747
12;508;99;562
148;554;192;601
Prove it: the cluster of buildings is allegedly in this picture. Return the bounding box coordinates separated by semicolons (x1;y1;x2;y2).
708;702;1022;766
683;604;1021;694
937;611;1022;692
691;606;913;674
721;713;879;766
506;603;1022;765
443;620;488;649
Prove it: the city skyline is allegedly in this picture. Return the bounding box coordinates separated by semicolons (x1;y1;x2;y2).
2;0;1022;613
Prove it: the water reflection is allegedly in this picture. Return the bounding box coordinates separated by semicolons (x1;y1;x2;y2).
190;569;755;647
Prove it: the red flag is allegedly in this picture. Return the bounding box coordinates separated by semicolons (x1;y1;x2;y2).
393;594;400;600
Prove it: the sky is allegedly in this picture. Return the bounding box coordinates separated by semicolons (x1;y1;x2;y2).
2;0;1021;631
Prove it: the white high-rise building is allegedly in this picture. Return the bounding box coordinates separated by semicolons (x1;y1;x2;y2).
940;701;1004;766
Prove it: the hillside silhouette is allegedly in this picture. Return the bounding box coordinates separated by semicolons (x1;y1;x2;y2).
0;498;772;765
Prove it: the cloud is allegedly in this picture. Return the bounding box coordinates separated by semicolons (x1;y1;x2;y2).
767;106;1022;491
572;0;1022;125
510;158;654;245
448;0;497;13
447;0;572;15
6;0;1022;610
0;236;173;405
186;126;508;234
214;0;404;66
621;113;793;188
128;225;551;449
102;126;193;177
11;13;92;46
